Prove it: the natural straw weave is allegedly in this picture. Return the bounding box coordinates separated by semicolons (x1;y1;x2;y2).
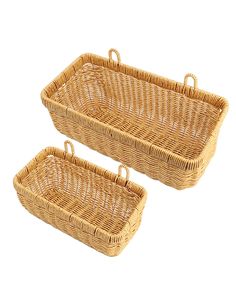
41;49;228;189
13;141;147;256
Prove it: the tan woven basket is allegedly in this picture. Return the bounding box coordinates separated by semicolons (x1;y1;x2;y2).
13;140;147;256
41;49;228;189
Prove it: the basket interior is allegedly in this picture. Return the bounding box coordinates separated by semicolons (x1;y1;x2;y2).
20;154;142;235
50;63;222;160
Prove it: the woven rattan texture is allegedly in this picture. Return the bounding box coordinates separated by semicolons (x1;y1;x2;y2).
13;142;147;256
50;112;215;188
41;50;228;189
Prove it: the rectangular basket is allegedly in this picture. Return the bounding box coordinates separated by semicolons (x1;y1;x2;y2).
41;49;228;189
13;141;147;256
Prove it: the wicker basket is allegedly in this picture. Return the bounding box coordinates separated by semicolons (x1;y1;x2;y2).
41;49;228;189
13;140;147;256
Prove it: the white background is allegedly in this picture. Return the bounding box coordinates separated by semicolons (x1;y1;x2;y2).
0;1;235;289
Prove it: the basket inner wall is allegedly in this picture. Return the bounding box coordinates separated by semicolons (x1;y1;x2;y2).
20;155;141;235
51;63;221;159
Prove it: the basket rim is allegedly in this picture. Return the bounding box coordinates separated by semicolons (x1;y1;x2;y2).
13;146;147;243
41;52;229;170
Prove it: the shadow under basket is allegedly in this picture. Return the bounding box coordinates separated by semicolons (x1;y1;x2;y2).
41;49;228;189
13;141;147;256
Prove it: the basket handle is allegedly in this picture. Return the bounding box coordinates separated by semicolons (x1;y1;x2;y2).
184;73;198;89
118;164;130;180
64;140;75;155
108;48;121;64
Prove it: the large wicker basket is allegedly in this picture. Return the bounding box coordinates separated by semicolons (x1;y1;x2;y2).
13;141;147;256
41;49;228;189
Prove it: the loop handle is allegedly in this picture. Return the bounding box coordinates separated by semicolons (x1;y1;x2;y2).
184;73;198;89
64;140;75;155
108;48;121;64
118;164;130;180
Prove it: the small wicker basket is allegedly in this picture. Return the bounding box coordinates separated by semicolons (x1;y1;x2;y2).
41;49;228;189
13;141;147;256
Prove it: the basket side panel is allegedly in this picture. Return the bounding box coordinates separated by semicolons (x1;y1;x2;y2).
49;112;216;189
44;62;222;162
17;192;143;256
